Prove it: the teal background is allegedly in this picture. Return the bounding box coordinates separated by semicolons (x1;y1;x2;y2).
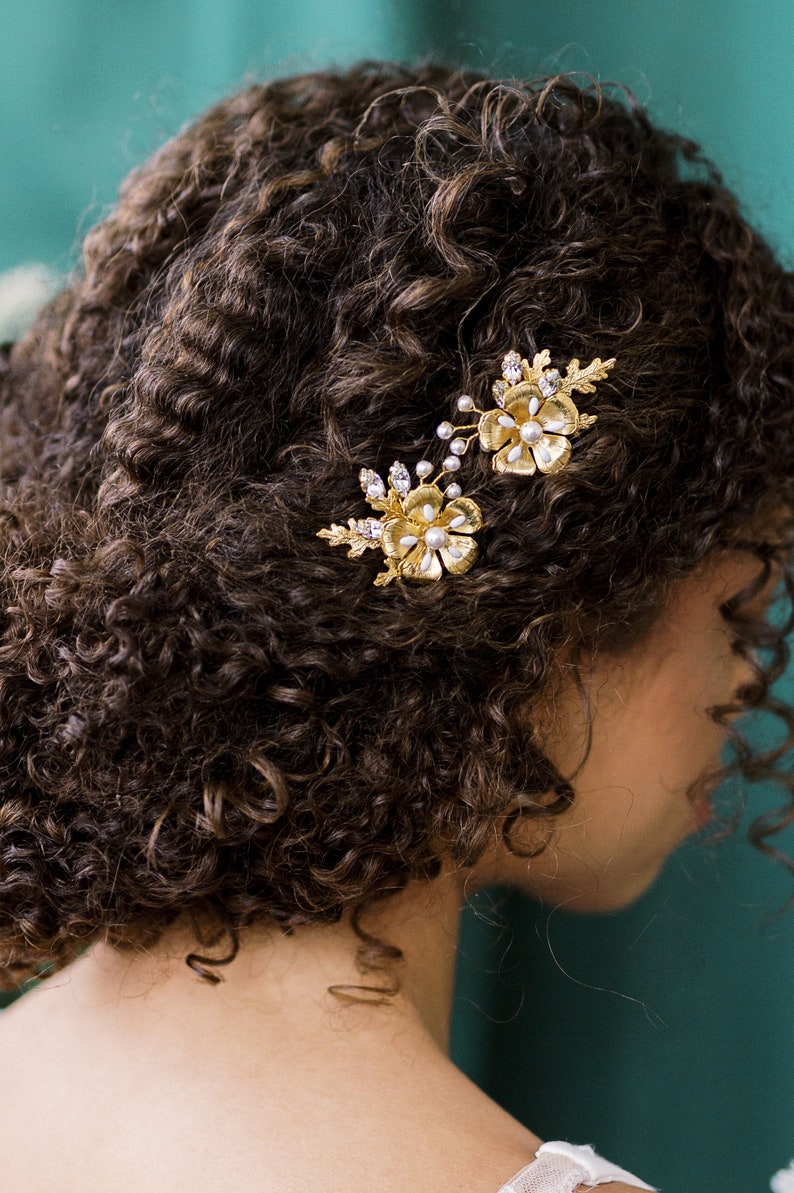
2;4;793;1191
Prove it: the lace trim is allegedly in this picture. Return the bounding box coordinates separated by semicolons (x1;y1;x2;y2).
497;1142;658;1192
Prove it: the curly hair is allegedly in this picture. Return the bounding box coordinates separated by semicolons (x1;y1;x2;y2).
1;62;793;988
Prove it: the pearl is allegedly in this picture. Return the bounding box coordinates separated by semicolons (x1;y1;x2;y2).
420;551;433;573
445;483;462;499
528;396;540;416
422;503;436;522
519;420;543;444
449;438;467;456
497;414;516;429
443;455;461;471
399;535;419;547
415;460;433;477
457;394;474;411
424;526;448;549
448;514;467;529
436;421;454;440
507;445;523;463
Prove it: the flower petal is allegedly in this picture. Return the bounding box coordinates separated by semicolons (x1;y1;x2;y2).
504;382;541;419
382;516;423;559
532;433;571;474
537;394;580;436
439;497;483;534
478;409;514;453
400;545;443;582
403;483;444;523
493;440;537;475
440;535;478;575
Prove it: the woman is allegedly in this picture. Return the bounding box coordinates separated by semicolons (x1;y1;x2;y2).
0;63;792;1191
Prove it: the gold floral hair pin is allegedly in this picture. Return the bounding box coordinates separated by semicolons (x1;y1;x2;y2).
318;349;615;586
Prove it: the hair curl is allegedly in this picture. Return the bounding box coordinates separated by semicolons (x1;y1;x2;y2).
1;62;794;987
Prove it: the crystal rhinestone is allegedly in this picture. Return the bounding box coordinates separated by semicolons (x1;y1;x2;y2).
359;468;385;500
389;460;411;495
399;534;419;547
539;369;560;398
443;455;461;471
507;444;523;463
457;394;475;411
519;420;543;444
445;483;462;499
415;460;434;478
449;438;467;456
436;421;454;440
424;526;448;550
497;414;515;429
501;351;523;385
356;518;382;539
422;503;436;522
420;551;433;573
492;379;507;407
448;514;467;529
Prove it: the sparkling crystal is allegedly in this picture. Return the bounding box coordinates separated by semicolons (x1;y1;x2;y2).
415;460;434;478
449;438;467;456
389;460;411;496
456;394;475;411
359;468;385;500
492;379;507;407
538;369;560;398
436;421;454;440
501;351;523;385
356;518;383;539
443;455;461;471
445;483;462;499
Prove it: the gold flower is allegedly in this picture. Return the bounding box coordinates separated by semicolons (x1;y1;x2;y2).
478;350;612;476
380;484;482;584
317;465;483;586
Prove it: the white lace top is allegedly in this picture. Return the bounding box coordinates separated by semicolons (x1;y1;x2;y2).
497;1142;658;1192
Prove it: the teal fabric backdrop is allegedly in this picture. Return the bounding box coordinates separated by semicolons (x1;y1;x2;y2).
1;5;793;1191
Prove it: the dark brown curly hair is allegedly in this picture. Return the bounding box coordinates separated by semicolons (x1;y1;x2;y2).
1;62;793;988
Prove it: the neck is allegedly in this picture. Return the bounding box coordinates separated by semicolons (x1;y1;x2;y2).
57;865;466;1056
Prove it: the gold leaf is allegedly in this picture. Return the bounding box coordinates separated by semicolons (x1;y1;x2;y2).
522;350;551;385
317;523;353;547
374;559;402;586
317;520;381;558
561;356;616;395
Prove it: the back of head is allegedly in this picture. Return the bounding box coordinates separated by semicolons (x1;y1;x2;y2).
1;62;793;986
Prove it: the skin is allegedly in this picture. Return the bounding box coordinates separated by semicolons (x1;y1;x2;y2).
485;550;765;912
0;552;764;1193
